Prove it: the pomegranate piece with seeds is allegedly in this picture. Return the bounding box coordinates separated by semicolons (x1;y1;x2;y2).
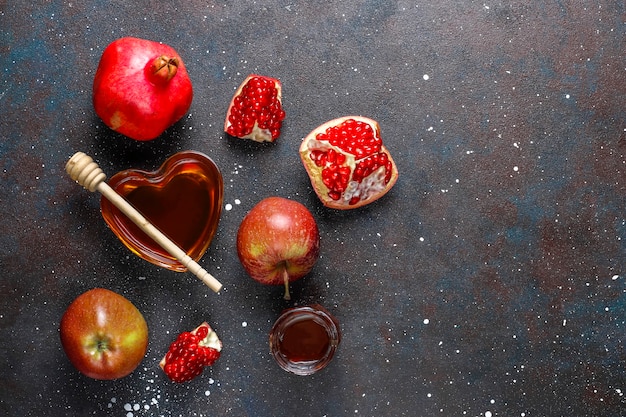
159;322;221;383
299;116;399;209
224;74;285;142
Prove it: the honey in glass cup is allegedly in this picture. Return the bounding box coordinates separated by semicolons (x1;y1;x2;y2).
269;305;341;375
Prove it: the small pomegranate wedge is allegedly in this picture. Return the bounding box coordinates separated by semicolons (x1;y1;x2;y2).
159;322;221;383
224;74;285;142
300;116;399;209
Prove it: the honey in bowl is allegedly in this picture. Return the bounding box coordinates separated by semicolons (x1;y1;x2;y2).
269;305;341;375
100;151;224;272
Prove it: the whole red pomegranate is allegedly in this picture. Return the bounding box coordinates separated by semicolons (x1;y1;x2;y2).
224;74;285;142
93;37;193;141
299;116;399;209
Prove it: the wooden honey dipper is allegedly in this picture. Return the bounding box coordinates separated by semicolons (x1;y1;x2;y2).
65;151;223;293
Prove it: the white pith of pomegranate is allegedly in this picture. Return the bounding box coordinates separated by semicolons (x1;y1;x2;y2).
299;116;399;209
224;74;285;142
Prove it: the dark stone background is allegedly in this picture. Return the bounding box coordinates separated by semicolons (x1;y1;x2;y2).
1;1;624;416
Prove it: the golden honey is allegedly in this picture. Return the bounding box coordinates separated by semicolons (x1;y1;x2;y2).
100;151;224;272
269;305;341;375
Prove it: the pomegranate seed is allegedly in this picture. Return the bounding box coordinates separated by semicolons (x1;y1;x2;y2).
195;325;208;339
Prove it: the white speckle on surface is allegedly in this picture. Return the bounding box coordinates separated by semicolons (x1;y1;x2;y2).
242;321;248;327
612;274;619;280
423;318;429;324
225;203;233;211
423;74;429;80
513;166;519;172
235;199;241;205
485;412;493;417
419;237;425;242
205;390;211;396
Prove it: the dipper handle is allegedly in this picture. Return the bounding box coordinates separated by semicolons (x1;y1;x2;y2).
65;152;223;293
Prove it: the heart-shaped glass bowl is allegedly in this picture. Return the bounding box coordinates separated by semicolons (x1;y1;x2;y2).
100;151;224;272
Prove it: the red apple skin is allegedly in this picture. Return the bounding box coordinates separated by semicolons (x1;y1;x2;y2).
236;197;320;295
59;288;149;380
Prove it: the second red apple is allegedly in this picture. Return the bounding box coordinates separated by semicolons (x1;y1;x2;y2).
59;288;148;380
236;196;320;300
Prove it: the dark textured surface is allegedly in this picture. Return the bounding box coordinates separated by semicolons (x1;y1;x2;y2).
1;1;625;416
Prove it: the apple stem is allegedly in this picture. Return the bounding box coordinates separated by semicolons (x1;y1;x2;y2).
282;267;291;301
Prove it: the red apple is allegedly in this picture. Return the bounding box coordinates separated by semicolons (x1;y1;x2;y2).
236;196;320;300
59;288;149;380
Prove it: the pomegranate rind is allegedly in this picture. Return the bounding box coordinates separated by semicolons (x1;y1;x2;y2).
92;37;193;141
158;322;222;370
224;74;284;143
299;116;399;210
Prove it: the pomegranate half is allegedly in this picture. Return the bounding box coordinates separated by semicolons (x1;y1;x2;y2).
299;116;399;209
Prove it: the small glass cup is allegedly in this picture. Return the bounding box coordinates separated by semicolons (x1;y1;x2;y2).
269;304;341;376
